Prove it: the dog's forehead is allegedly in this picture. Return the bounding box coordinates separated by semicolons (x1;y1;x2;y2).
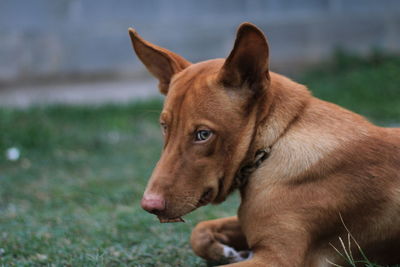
163;59;225;112
172;59;224;93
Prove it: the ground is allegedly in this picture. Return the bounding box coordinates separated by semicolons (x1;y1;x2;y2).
0;53;399;266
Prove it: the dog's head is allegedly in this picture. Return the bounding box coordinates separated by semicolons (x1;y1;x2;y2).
129;23;270;222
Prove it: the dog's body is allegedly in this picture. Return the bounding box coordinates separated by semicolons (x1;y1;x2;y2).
129;23;400;266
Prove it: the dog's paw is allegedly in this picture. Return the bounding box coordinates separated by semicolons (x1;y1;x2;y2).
222;245;253;263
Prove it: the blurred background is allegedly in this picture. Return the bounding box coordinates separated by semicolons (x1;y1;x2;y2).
0;0;399;266
1;0;400;106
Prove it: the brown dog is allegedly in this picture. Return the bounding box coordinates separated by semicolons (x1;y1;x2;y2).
128;23;400;266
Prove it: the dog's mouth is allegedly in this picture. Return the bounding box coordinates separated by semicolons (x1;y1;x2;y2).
156;189;214;224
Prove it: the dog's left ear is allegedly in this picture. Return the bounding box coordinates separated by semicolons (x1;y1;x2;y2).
128;28;191;95
219;22;270;93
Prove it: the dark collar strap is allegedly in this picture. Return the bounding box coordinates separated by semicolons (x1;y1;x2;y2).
232;147;271;189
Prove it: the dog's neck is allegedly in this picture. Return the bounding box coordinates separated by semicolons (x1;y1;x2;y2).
253;73;311;151
234;73;311;191
255;73;311;152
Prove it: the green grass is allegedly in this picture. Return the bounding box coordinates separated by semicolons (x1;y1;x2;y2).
0;101;239;266
300;50;400;124
0;53;399;266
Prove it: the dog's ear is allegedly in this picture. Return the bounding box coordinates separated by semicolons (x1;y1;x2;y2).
219;22;269;93
128;28;191;95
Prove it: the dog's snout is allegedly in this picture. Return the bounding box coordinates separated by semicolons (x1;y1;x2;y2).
141;193;166;214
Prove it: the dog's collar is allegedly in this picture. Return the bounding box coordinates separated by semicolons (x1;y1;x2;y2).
233;147;271;189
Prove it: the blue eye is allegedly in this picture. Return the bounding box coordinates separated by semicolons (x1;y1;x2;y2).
195;130;212;142
160;123;167;135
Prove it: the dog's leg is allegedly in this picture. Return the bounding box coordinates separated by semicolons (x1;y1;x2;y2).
191;216;251;264
192;218;317;267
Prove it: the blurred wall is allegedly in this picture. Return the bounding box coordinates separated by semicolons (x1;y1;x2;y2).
1;0;400;84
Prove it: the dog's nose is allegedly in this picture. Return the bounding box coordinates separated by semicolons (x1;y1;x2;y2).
141;193;166;214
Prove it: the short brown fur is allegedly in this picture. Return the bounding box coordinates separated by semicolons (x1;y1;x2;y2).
129;23;400;266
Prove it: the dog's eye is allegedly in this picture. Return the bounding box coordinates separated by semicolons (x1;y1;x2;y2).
160;123;167;135
195;130;212;142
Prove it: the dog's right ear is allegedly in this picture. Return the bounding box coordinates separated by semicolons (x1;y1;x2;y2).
128;28;191;95
218;23;270;94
